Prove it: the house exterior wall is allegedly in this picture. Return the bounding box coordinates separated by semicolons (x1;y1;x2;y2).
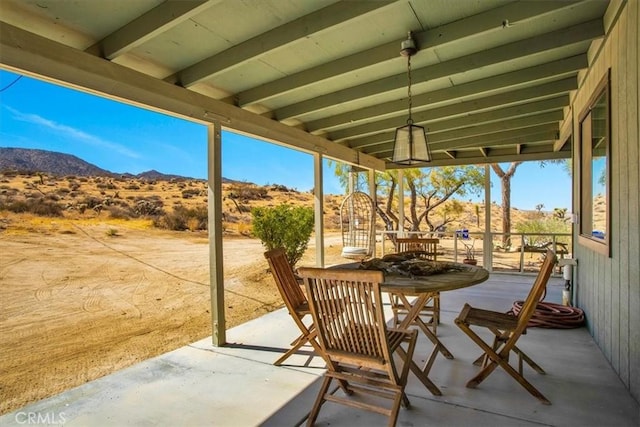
569;0;639;402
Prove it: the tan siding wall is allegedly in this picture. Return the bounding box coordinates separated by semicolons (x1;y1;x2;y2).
569;0;639;402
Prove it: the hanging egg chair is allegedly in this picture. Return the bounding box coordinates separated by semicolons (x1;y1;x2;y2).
340;191;375;260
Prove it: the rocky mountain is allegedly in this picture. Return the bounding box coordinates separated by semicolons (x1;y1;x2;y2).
0;147;206;181
0;147;113;177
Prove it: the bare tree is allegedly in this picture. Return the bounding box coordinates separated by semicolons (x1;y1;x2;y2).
330;162;484;241
491;162;522;247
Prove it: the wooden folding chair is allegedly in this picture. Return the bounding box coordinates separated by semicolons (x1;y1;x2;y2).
391;238;441;332
298;267;418;427
454;249;558;404
395;237;439;259
264;248;324;366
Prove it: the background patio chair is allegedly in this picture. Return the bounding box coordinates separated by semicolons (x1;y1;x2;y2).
454;249;558;404
298;267;418;427
264;248;324;366
391;237;441;333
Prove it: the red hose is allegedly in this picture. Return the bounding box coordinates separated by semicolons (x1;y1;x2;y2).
510;301;585;329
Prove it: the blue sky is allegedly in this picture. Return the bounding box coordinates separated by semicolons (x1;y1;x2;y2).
0;69;572;210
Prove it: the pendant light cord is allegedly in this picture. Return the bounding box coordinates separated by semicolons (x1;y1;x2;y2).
407;54;413;125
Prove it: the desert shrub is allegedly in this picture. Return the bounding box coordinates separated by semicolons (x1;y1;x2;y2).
515;216;571;245
125;184;140;190
106;206;133;220
105;228;119;237
251;204;314;267
269;184;296;193
228;184;269;201
186;217;200;232
0;187;18;196
134;199;164;217
181;188;201;199
80;196;102;210
154;206;208;231
0;198;63;217
96;182;117;190
236;221;252;236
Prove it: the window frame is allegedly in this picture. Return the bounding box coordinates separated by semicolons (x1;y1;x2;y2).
577;70;611;256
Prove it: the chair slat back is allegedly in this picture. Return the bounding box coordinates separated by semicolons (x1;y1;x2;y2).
298;268;390;365
514;249;557;336
264;248;307;311
396;238;439;260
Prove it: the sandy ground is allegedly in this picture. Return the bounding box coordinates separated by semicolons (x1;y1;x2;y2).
0;223;344;415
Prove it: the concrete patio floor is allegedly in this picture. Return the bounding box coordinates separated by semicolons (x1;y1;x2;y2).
1;274;638;426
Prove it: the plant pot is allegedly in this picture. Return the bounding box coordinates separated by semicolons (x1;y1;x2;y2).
463;258;477;265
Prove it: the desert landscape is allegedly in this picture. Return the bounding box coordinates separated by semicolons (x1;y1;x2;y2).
0;171;568;414
0;172;350;414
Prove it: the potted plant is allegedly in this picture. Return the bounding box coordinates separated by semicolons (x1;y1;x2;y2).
462;240;477;265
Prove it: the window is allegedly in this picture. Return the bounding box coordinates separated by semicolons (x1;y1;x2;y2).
578;70;610;256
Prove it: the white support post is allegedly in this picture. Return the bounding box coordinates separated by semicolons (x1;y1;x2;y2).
484;164;493;271
208;122;225;346
368;168;376;256
314;153;325;267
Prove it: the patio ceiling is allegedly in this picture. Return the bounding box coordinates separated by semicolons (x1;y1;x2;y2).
0;0;609;170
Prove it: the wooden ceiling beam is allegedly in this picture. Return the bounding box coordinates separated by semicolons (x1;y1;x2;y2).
85;0;214;60
238;0;580;106
176;1;393;87
328;81;574;141
275;19;603;120
362;111;563;155
384;144;570;168
309;68;581;133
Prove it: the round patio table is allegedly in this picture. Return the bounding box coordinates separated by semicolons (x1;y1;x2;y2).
332;258;489;396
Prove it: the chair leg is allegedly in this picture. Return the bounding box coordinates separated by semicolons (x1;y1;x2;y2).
388;393;402;427
513;345;546;374
306;376;332;426
395;344;442;396
456;321;550;405
274;332;310;366
478;355;551;405
397;330;417;408
389;294;401;327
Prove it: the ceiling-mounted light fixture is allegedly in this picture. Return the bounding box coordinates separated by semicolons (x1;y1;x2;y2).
392;31;431;165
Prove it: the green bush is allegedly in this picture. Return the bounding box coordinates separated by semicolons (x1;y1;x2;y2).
251;204;314;267
515;216;571;245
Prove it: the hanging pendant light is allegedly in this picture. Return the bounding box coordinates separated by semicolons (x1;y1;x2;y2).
392;32;431;165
